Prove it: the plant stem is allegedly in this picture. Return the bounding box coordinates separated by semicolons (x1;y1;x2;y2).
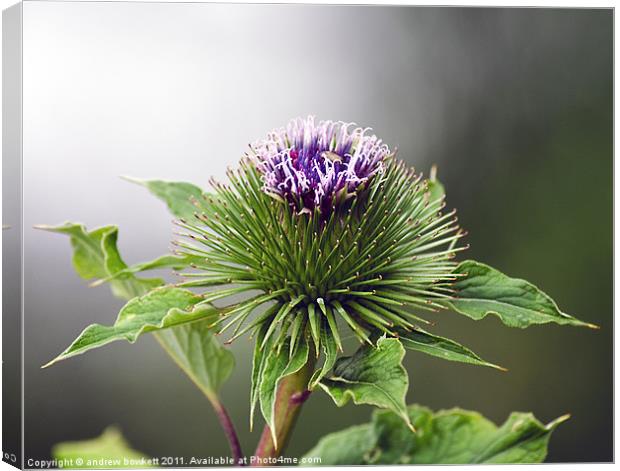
212;399;245;466
153;333;245;465
252;358;316;464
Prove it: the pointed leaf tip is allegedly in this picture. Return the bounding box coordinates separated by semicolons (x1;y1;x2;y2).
546;413;571;430
397;327;505;371
303;405;570;465
43;287;219;367
125;177;209;220
430;164;438;181
450;260;596;329
119;175;144;184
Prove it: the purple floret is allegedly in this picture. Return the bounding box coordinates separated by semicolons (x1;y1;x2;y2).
250;116;391;214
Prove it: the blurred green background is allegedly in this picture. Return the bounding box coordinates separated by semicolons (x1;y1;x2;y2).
23;4;611;465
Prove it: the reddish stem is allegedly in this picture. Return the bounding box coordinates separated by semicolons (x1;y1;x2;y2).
213;400;245;466
252;358;315;465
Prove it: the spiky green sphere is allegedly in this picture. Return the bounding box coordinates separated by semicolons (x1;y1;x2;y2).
172;120;466;361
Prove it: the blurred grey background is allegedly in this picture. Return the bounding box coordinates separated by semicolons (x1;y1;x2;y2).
21;2;612;464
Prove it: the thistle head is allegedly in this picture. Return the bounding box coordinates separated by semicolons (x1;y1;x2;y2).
249;116;390;215
174;118;466;362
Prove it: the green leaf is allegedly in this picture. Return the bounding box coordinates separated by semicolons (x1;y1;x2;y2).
397;328;505;370
154;321;234;401
43;287;217;367
123;177;207;220
250;323;271;431
40;225;235;403
373;406;570;464
299;424;375;466
52;426;153;468
36;223;163;300
473;412;570;463
92;253;205;288
449;260;598;329
303;404;569;465
369;404;433;464
259;340;310;447
309;324;338;389
319;337;412;430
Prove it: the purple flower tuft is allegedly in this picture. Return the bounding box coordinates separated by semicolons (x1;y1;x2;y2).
250;116;391;214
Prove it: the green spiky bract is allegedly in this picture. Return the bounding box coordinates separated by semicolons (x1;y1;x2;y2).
173;156;466;361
